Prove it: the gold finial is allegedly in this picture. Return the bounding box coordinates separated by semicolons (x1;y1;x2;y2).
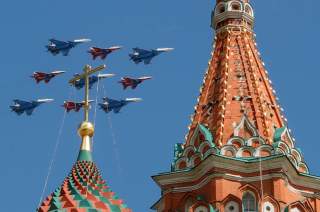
69;64;106;150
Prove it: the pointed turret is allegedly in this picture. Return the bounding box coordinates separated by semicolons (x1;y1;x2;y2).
173;0;309;174
152;1;320;211
38;65;131;212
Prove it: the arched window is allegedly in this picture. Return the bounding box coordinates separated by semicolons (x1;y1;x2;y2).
194;205;208;212
215;3;226;15
229;1;242;11
225;201;240;212
244;4;254;17
242;192;257;212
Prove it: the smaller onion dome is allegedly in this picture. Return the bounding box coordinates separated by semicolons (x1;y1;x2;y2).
38;160;131;212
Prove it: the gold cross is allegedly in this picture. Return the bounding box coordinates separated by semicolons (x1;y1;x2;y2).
69;64;106;122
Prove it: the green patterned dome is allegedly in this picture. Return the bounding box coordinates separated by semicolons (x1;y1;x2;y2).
37;152;131;212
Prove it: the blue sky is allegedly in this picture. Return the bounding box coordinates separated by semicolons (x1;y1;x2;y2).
1;0;320;211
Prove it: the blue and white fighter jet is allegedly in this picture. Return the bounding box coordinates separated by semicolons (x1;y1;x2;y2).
99;97;142;113
10;99;54;115
129;47;174;64
46;38;91;56
71;73;115;90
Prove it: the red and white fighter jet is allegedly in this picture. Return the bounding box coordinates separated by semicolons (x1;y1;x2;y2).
31;70;65;84
119;76;152;90
63;100;94;113
88;46;122;60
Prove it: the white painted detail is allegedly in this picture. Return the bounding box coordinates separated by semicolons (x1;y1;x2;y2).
263;202;275;212
195;206;208;212
225;201;240;212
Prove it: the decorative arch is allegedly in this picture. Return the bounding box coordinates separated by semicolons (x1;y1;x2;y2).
291;148;302;163
224;201;240;212
246;137;266;147
239;184;260;200
236;146;254;158
287;154;298;167
227;137;245;148
274;141;290;154
215;2;227;15
262;196;280;212
253;145;273;157
199;141;212;156
175;157;188;170
190;153;203;167
233;115;259;139
184;146;196;159
228;0;243;12
221;145;237;157
273;127;294;149
244;3;254;17
190;124;214;148
221;194;242;212
297;162;309;174
242;191;258;212
288;201;309;212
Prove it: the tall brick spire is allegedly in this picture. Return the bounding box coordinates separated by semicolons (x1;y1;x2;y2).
152;2;320;211
171;0;308;174
188;0;284;146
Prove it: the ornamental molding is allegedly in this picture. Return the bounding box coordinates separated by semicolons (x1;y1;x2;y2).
153;154;320;193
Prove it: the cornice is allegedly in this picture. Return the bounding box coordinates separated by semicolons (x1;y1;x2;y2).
152;155;320;195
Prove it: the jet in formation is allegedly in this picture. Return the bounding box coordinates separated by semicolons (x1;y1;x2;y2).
71;73;115;90
31;71;65;84
63;100;94;112
46;38;91;56
119;76;152;89
99;97;142;113
88;46;122;60
10;99;54;115
129;47;174;64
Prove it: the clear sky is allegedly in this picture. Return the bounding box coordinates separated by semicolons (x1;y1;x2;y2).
1;0;320;211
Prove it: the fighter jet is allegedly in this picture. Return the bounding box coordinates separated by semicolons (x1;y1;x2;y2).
71;73;115;90
99;97;142;113
88;46;122;60
31;71;65;84
46;38;91;56
129;47;174;64
62;100;94;112
10;99;54;116
119;76;152;90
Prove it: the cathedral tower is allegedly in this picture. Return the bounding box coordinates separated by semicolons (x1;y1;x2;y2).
152;1;320;211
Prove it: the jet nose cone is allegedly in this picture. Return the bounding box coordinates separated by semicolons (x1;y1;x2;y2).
125;98;143;102
156;48;174;52
52;70;66;74
37;98;54;103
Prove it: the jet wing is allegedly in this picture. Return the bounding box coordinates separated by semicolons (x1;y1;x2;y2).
132;84;138;89
34;72;47;76
13;99;31;105
143;57;152;65
133;48;149;54
91;47;102;51
103;97;118;104
26;108;35;116
61;49;70;56
113;107;122;113
14;110;24;115
50;39;67;46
